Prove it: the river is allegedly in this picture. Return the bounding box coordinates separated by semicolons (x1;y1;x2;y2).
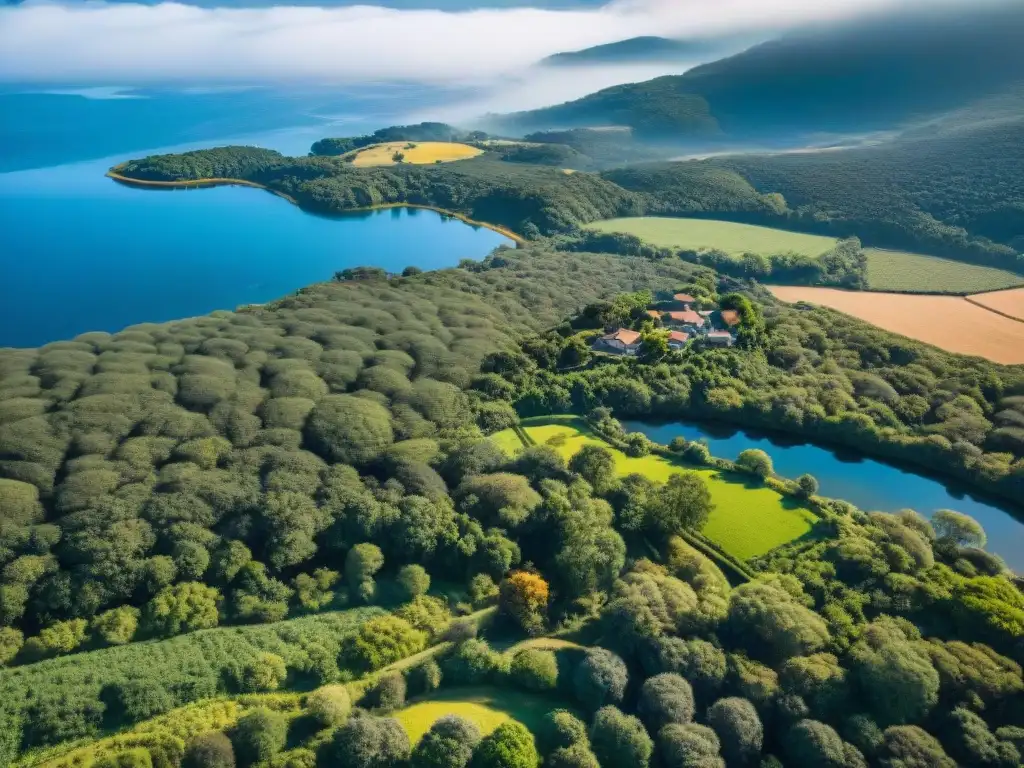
625;419;1024;571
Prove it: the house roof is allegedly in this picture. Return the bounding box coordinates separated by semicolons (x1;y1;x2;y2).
602;328;642;345
668;331;690;343
645;310;662;319
666;310;704;325
708;330;733;339
673;293;696;304
720;309;741;327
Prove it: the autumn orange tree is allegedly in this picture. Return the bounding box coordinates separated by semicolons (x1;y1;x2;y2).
499;571;549;636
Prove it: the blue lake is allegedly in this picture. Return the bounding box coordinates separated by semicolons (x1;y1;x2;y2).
0;106;511;348
625;420;1024;571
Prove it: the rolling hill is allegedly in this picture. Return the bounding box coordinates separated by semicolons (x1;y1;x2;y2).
539;35;746;67
499;3;1024;144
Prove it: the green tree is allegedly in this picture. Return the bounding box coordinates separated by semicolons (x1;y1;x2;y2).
368;672;406;712
183;732;235;768
568;445;617;495
849;618;939;727
590;706;653;768
657;724;724;768
293;568;339;612
648;473;714;536
637;673;695;731
796;474;820;498
574;648;628;708
305;395;394;466
231;709;287;767
37;618;88;656
145;582;220;637
321;713;410;768
91;606;140;646
538;710;589;755
706;697;763;766
509;648;558;692
237;652;287;692
736;449;773;479
306;684;351;727
471;721;538;768
932;510;987;549
397;564;431;601
346;543;385;604
0;627;23;665
784;720;866;768
878;726;955;768
412;715;481;768
342;614;427;672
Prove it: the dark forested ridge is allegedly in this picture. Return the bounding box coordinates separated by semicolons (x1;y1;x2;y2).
500;3;1024;143
0;245;1023;768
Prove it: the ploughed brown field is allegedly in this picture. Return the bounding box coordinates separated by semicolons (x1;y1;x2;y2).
967;287;1024;321
769;286;1024;365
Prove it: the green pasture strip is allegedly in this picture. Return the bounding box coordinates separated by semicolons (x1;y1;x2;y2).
589;217;838;258
864;248;1024;294
520;416;816;561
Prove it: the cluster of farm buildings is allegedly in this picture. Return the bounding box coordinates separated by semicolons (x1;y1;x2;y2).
596;293;740;356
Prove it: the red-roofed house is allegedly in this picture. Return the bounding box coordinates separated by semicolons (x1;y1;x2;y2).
664;310;706;329
598;328;642;355
645;310;662;320
667;330;690;350
673;293;696;308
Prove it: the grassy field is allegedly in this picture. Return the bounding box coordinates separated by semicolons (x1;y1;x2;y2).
490;428;526;457
588;217;838;257
770;286;1024;365
865;248;1024;293
516;417;816;561
351;141;483;167
395;686;553;744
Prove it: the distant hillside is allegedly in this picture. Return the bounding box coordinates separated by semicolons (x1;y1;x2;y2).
501;4;1024;143
540;36;732;67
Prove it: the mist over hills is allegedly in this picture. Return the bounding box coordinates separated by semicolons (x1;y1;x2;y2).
539;35;753;68
499;3;1024;146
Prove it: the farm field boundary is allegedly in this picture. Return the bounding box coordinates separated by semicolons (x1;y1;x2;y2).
769;286;1024;365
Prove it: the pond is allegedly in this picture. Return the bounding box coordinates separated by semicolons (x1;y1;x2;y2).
624;419;1024;571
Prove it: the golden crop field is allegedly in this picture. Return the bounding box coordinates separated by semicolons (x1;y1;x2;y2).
350;141;483;167
770;286;1024;364
967;287;1024;321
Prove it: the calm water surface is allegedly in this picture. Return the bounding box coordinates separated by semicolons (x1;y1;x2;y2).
625;420;1024;571
0;92;510;348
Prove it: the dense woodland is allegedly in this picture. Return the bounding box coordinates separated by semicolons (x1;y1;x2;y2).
1;246;1023;767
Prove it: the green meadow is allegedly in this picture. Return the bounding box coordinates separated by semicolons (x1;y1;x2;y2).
864;248;1024;294
588;217;839;258
395;686;555;744
507;417;816;561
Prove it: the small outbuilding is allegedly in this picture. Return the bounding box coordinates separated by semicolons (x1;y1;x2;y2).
667;330;690;350
706;330;735;347
597;328;642;355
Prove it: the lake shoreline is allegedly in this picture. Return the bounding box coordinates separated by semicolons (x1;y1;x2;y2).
106;166;526;245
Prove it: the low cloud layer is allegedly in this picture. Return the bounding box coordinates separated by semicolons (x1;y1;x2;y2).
0;0;968;85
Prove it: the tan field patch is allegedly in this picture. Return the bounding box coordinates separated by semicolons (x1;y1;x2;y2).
351;141;482;167
769;286;1024;365
967;287;1024;322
